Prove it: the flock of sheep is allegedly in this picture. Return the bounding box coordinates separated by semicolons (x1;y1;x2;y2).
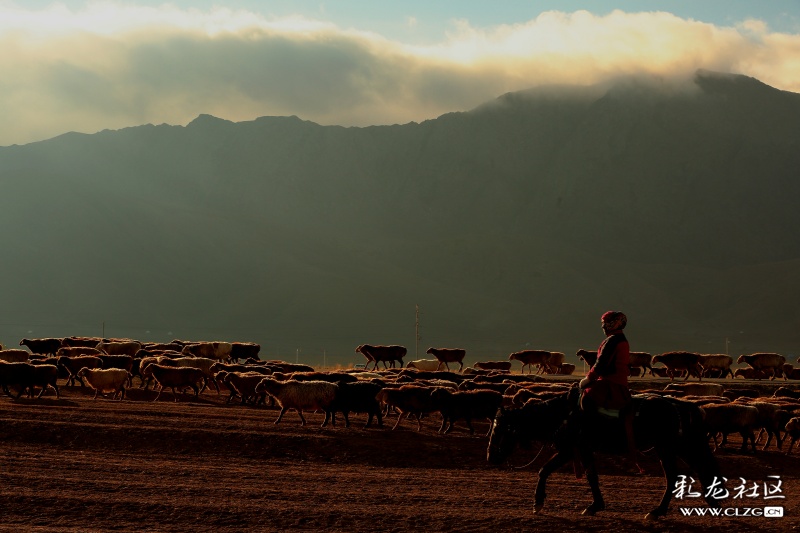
1;337;799;455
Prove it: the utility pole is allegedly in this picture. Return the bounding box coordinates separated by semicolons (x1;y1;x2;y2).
415;304;420;358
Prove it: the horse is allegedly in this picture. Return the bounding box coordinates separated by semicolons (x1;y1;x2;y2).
487;389;722;520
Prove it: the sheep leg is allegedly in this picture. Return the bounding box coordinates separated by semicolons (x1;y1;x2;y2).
534;450;572;514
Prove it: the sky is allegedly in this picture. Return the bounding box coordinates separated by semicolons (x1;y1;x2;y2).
1;1;798;146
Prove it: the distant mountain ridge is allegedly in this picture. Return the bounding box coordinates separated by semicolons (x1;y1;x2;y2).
2;70;799;364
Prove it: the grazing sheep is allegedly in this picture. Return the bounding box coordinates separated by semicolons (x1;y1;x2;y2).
77;367;130;400
141;364;206;402
700;403;760;452
57;356;104;387
430;387;503;436
736;353;786;380
255;377;338;426
0;349;31;363
473;361;512;372
406;359;444;371
652;352;703;381
375;385;439;431
698;354;734;379
180;341;233;361
356;344;407;370
425;348;467;372
331;380;385;428
508;350;552;374
19;338;63;356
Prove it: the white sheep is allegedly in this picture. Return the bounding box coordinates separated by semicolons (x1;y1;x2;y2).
255;377;338;426
405;359;444;371
77;367;130;400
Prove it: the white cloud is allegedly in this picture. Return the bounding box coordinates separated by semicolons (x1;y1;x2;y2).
0;4;798;145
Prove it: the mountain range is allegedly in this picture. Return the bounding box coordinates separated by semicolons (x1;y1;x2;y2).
2;69;799;366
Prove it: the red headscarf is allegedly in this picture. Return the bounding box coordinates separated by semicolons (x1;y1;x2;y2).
601;311;627;332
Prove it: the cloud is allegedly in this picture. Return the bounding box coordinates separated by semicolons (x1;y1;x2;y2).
0;4;798;145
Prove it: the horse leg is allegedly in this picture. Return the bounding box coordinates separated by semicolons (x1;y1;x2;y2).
533;450;572;515
579;448;605;516
645;451;678;520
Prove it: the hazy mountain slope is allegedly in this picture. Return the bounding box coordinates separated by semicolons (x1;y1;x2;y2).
2;70;799;363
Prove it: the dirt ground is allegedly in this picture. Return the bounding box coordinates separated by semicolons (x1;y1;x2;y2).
0;378;798;532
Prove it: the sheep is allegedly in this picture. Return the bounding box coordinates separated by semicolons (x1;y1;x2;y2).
356;344;407;370
57;356;104;386
96;340;143;357
629;352;654;376
425;347;466;372
698;354;734;379
19;338;62;356
785;418;800;455
406;359;444;371
77;367;130;400
700;403;760;452
652;352;703;381
473;361;512;372
508;350;551;374
737;353;786;380
733;367;770;380
61;336;104;348
375;385;439;431
430;387;503;436
255;377;338;426
230;342;261;362
0;349;30;363
181;341;233;361
330;380;385;428
140;364;206;402
664;383;725;397
221;372;269;405
56;347;104;358
544;352;565;374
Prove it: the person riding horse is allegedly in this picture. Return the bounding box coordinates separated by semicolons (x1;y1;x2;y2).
576;311;640;465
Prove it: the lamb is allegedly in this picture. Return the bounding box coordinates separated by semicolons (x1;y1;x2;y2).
221;372;269;405
430;387;503;436
254;377;338;426
737;353;786;380
700;403;760;452
473;361;512;372
698;354;734;379
652;352;703;381
406;359;444;371
375;385;439;431
76;367;130;400
57;356;104;386
356;344;407;370
19;338;63;356
508;350;551;374
140;364;206;402
425;347;467;372
330;380;385;428
0;349;31;363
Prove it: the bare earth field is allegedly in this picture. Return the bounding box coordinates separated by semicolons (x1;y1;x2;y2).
0;378;798;532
